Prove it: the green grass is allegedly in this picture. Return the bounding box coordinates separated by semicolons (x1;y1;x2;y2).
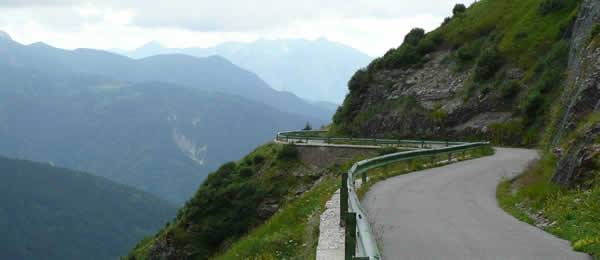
214;176;338;259
214;156;366;259
497;155;600;259
127;143;322;259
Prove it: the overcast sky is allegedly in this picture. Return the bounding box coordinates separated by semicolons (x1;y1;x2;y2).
0;0;470;56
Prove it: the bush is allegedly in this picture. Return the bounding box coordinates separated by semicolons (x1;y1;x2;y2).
252;155;265;165
539;0;567;15
453;4;467;16
457;45;478;62
302;122;312;130
404;28;426;46
499;80;521;98
443;17;452;26
277;144;298;160
416;37;436;55
239;167;254;177
474;48;504;81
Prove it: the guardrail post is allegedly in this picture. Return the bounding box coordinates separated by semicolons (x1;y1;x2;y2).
421;140;425;148
361;171;367;185
448;152;452;162
340;172;348;227
345;212;357;260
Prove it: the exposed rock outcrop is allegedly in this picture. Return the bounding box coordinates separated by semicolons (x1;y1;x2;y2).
554;124;600;187
341;49;513;139
553;0;600;186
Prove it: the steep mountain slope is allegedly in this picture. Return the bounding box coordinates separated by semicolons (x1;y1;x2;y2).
0;35;332;121
128;144;374;259
0;66;315;203
0;155;175;260
332;0;579;146
116;38;372;103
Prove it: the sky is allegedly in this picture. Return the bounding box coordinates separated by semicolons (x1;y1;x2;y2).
0;0;471;56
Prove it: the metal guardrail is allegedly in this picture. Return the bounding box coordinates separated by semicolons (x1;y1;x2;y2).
277;130;490;260
276;130;466;148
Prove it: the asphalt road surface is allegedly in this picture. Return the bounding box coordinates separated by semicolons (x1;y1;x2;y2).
362;148;590;260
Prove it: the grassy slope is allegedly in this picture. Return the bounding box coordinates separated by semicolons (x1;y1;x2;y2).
215;155;365;259
128;144;363;259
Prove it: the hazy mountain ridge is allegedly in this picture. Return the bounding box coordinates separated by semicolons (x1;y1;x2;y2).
0;155;175;260
0;34;333;122
116;38;372;103
0;34;325;203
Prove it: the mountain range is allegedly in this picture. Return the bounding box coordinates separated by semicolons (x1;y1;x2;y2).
114;38;371;103
0;32;328;203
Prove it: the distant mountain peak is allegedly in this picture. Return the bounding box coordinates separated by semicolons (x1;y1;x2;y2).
28;42;54;49
139;41;165;50
0;31;12;41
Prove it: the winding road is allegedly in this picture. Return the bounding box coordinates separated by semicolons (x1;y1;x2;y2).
362;148;590;260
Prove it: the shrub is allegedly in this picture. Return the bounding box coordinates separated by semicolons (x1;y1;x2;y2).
499;80;521;98
457;45;478;62
474;48;504;81
443;17;452;26
347;69;370;92
252;155;265;165
277;144;298;160
416;37;436;55
453;4;467;16
302;122;312;130
539;0;566;15
383;45;421;68
404;28;426;46
239;167;254;177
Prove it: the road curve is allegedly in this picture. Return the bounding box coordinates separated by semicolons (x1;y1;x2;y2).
362;148;590;260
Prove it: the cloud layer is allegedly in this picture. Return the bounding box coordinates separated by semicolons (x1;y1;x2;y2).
0;0;461;55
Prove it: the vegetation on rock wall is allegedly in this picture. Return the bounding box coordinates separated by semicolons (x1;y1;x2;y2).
333;0;580;146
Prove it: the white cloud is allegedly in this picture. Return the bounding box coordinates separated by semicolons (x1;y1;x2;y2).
0;0;464;56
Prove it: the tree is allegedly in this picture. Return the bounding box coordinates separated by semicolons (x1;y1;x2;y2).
303;122;312;130
453;4;467;16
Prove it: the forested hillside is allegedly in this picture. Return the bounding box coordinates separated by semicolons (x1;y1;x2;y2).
0;156;175;260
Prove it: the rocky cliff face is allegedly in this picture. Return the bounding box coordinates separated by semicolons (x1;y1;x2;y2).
337;48;517;139
553;0;600;187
